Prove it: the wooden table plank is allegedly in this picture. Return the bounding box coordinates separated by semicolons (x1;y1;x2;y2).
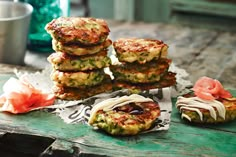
0;101;235;156
1;109;234;157
0;72;236;156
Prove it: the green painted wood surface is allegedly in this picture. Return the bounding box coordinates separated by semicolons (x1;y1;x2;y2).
0;74;236;156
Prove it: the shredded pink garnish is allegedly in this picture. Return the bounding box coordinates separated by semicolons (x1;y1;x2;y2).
192;76;232;101
0;77;55;114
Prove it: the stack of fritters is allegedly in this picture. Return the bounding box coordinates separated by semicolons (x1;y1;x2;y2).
45;17;113;100
110;38;176;90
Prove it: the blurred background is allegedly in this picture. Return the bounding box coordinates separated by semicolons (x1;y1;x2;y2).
72;0;236;31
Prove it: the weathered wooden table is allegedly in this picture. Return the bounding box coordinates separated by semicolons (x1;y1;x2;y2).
0;64;235;157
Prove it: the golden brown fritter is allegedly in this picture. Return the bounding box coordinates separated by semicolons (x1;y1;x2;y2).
113;38;168;64
45;17;110;45
52;39;112;56
113;72;176;90
51;69;106;88
110;58;171;83
176;94;236;123
89;101;160;136
47;50;111;71
53;77;113;100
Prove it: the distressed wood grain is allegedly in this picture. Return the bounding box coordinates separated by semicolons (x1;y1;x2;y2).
0;72;235;156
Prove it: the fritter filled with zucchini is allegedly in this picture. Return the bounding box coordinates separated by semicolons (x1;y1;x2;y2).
45;17;110;45
51;69;106;88
113;38;168;64
113;72;176;90
48;50;111;71
52;39;112;56
110;58;171;83
176;94;236;123
89;94;160;136
53;76;112;100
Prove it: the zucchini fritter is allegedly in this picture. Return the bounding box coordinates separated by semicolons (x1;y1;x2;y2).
110;58;171;83
113;38;168;64
53;77;112;100
52;39;112;56
45;17;110;45
113;72;176;90
51;69;106;88
89;98;160;136
48;50;111;71
176;94;236;123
